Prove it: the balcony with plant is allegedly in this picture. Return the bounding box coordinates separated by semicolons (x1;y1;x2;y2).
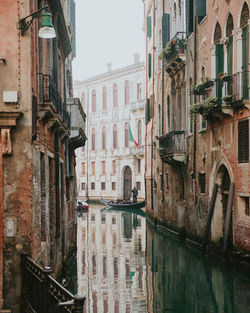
192;78;215;95
189;97;222;120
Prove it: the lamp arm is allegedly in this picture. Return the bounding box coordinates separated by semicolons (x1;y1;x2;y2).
18;4;49;36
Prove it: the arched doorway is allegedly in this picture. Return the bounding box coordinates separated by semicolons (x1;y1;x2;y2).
123;166;132;200
211;165;233;246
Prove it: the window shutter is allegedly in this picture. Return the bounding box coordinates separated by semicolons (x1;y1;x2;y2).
238;120;249;163
216;44;224;99
162;13;170;49
148;53;152;79
242;26;249;99
195;0;206;22
145;98;150;124
186;0;194;37
147;16;152;38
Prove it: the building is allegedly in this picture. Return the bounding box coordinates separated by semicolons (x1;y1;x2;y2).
144;0;250;252
0;0;86;311
74;55;145;202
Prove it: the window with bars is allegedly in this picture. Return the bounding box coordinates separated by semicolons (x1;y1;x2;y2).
238;120;249;163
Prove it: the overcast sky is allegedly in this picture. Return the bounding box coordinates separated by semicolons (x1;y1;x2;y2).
72;0;145;81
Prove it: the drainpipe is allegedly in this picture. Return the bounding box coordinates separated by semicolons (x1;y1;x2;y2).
193;15;198;203
85;88;89;202
161;0;165;204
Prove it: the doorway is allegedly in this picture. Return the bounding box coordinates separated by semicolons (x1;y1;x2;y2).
123;166;132;200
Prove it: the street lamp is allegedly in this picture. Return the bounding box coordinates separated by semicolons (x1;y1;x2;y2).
18;4;56;39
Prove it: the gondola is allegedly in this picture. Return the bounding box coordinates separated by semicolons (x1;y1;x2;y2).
100;197;145;210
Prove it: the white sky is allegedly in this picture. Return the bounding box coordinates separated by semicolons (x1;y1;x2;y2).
72;0;145;81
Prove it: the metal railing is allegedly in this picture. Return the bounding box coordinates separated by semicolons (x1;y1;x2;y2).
38;73;71;130
21;253;85;313
159;131;186;156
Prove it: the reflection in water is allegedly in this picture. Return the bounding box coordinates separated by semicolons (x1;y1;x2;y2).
77;206;147;313
77;207;250;313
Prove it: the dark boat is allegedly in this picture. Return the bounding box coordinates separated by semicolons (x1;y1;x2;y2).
100;197;145;210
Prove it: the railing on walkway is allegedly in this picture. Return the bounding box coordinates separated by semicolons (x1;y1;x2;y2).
21;253;84;313
159;131;186;156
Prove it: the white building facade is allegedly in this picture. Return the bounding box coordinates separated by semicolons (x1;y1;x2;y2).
74;55;145;201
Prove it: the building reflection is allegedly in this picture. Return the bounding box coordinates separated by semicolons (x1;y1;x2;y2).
77;207;147;313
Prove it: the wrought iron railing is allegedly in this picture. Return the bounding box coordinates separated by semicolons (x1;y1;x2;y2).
159;131;186;156
38;73;71;130
21;253;85;313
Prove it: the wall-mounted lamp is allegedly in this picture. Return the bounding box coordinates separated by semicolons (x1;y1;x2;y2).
18;4;56;39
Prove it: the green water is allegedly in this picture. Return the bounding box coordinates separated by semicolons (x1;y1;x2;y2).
75;207;250;313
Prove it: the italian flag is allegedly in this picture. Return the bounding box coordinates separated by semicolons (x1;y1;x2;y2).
129;125;139;147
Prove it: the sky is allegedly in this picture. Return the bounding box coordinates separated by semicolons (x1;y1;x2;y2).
72;0;145;81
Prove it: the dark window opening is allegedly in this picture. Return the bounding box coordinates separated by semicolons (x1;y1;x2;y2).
199;173;206;194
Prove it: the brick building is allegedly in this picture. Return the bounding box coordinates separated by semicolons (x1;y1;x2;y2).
144;0;250;252
0;0;86;311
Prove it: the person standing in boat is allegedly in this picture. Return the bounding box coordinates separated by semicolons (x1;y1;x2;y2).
131;187;138;203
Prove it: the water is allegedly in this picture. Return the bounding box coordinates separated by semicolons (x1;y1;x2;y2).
76;206;250;313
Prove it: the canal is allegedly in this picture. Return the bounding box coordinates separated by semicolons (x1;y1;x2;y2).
74;205;250;313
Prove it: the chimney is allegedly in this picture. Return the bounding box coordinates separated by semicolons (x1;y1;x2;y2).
107;62;112;72
133;53;140;64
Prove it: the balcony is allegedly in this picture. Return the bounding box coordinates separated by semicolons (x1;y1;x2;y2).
38;73;70;133
161;32;186;74
67;98;87;150
130;100;144;111
159;131;187;165
130;145;144;156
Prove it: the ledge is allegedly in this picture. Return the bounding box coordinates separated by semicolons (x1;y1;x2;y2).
0;111;23;127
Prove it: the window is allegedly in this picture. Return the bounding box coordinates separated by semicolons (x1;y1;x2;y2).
125;80;129;105
81;92;85;108
102;126;106;149
112;160;116;174
112;182;116;190
113;83;118;107
91;162;95;175
101;214;106;224
199;173;206;194
136;182;141;191
92;89;96;112
137;83;142;100
138;159;141;173
101;182;105;190
113;124;117;148
112;216;116;224
82;162;85;175
238;120;249;163
138;120;142;145
244;197;250;216
81;182;86;190
91;182;95;190
102;161;106;174
102;86;107;110
125;122;129;147
91;128;96;151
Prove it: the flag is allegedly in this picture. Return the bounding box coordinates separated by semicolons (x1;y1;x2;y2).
129;125;139;147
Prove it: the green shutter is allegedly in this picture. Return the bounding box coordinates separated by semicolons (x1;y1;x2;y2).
242;26;249;99
196;0;206;23
148;53;152;79
145;98;150;124
162;13;170;49
186;0;194;37
216;44;224;99
227;36;233;95
147;16;152;38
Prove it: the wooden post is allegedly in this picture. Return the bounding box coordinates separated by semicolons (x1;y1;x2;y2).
43;266;52;313
73;295;85;313
223;182;235;252
202;183;219;250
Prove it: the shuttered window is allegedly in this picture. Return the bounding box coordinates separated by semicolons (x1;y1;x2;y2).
148;53;152;79
186;0;194;37
242;26;249;99
216;44;224;99
196;0;206;23
238;120;249;163
162;13;170;49
145;98;150;124
147;16;152;38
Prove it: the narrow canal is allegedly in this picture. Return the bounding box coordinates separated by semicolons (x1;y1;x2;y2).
74;205;250;313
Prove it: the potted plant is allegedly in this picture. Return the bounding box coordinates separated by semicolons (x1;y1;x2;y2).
222;74;232;82
192;78;214;95
189;97;221;120
159;42;174;60
177;38;187;53
222;95;233;103
218;72;225;80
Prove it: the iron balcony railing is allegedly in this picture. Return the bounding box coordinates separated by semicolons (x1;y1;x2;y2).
21;253;85;313
170;31;187;53
159;131;186;156
38;73;71;129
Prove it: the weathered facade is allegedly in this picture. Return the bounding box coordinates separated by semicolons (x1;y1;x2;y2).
144;0;250;252
74;56;145;202
0;0;86;311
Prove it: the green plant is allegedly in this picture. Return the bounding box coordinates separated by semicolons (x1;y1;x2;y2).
189;97;221;119
193;78;214;95
177;38;187;50
222;95;233;102
159;42;174;60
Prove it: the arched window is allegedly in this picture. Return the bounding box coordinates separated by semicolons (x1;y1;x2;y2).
113;83;118;107
138;120;142;145
241;2;249;99
81;92;85;108
214;22;222;45
102;126;106;149
178;0;181;15
226;13;234;38
92;90;96;112
214;22;223;98
91;128;96;151
125;80;129;105
102;86;107;110
125;122;129;147
113;124;117;148
226;14;234;93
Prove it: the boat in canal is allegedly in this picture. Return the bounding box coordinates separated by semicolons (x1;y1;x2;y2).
100;197;145;210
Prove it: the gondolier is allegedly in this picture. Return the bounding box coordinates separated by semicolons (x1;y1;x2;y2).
131;187;138;203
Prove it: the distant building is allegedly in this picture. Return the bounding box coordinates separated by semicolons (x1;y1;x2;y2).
74;55;145;202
